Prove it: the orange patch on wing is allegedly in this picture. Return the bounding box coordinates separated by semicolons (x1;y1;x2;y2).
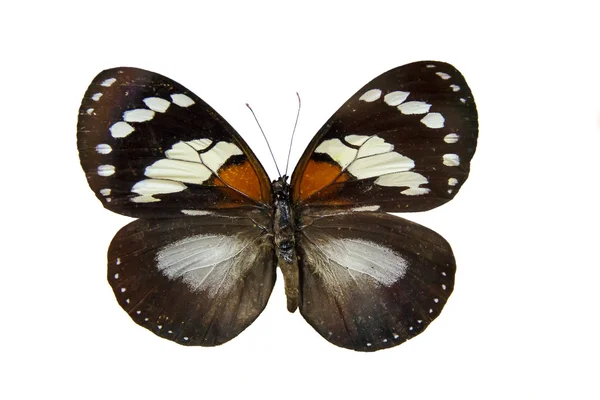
216;161;264;202
297;159;349;201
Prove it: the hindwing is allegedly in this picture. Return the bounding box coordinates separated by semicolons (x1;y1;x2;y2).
108;214;275;346
297;211;454;351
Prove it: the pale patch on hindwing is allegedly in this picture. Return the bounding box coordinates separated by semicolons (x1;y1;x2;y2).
303;233;409;292
155;234;259;296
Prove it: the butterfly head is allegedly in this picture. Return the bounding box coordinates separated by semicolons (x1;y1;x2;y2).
272;176;290;201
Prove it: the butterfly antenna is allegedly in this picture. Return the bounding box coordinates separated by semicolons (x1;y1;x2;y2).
284;92;301;177
246;103;282;177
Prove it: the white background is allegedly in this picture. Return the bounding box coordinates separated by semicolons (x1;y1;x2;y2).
2;1;599;399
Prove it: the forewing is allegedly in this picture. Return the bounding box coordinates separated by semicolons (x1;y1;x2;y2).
108;214;275;346
297;211;455;351
78;67;272;218
291;61;477;212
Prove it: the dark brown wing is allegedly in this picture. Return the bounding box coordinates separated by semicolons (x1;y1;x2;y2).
108;214;275;346
290;61;477;213
296;211;455;352
78;67;272;218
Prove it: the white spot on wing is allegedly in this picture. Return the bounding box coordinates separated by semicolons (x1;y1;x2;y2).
448;178;458;186
145;159;213;185
397;101;431;115
345;135;371;146
171;93;195;107
357;136;394;158
131;179;187;203
436;72;451;80
110;122;134;138
123;109;155;122
97;165;115;176
158;139;214;163
421;113;445;128
100;188;111;196
200;142;243;172
443;154;460;166
86;108;94;115
352;205;380;212
95;144;112;154
444;133;459;143
450;84;460;92
143;97;171;113
91;93;102;101
359;89;382;102
348;152;414;179
315;139;357;169
384;91;409;106
426;64;436;68
181;210;213;216
166;141;202;163
375;171;430;195
187;139;212;151
100;78;116;87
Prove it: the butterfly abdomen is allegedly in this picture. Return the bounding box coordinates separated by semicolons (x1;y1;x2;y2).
272;177;299;312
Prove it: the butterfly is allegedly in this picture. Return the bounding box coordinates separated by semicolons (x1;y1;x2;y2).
77;61;478;351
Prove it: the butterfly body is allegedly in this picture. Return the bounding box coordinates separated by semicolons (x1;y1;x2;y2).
272;176;300;312
78;62;477;351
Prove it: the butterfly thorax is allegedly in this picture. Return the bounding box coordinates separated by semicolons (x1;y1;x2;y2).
272;176;299;313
